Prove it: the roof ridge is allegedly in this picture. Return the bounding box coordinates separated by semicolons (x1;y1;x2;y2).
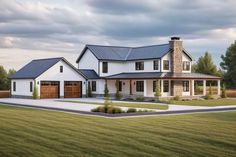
32;57;63;61
133;43;169;49
87;44;131;48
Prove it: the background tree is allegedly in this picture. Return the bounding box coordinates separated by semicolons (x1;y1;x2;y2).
192;52;220;76
220;41;236;88
0;66;8;90
6;69;16;90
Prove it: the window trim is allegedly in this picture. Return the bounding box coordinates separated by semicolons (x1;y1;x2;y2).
183;81;190;92
102;62;108;73
183;61;190;71
135;61;144;70
92;81;96;92
136;81;144;92
30;82;33;92
60;66;63;73
13;82;16;92
163;60;170;70
153;60;159;70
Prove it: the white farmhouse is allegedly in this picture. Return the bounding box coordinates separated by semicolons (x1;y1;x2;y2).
11;37;221;99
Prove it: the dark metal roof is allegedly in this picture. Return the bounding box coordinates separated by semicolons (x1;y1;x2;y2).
77;44;173;62
78;69;100;79
11;57;87;79
105;72;221;79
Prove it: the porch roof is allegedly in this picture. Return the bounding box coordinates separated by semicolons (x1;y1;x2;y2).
105;72;221;80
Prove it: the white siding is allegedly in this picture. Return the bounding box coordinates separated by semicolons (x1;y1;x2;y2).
78;49;99;73
11;79;34;96
36;60;86;97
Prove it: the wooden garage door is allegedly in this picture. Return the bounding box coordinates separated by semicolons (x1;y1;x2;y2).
40;81;59;99
64;81;82;98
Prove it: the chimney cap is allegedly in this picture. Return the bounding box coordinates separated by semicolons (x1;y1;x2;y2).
171;37;180;40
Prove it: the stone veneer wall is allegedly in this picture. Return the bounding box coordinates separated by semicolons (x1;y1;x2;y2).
169;39;183;73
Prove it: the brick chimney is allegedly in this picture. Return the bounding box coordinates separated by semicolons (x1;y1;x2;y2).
169;37;183;73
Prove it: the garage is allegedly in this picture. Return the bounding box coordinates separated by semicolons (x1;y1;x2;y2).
40;81;60;99
64;81;82;98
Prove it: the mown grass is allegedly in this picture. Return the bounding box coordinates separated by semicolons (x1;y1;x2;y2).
0;105;236;157
58;100;168;110
171;98;236;106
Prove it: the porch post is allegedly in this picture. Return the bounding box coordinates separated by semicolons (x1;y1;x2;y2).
217;80;221;95
203;80;206;96
161;80;163;95
191;80;194;96
143;80;147;97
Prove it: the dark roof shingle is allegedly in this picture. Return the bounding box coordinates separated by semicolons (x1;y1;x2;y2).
78;69;100;79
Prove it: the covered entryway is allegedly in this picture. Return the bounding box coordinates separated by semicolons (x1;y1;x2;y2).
40;81;60;99
64;81;82;98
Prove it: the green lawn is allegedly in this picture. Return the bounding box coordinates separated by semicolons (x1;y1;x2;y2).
171;98;236;106
0;105;236;157
58;100;168;110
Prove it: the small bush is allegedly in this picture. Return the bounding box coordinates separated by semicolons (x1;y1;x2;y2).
173;95;180;101
136;96;144;101
221;84;227;98
107;107;123;114
204;93;213;100
127;108;137;113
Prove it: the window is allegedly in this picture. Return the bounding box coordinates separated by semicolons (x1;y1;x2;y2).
183;81;189;92
135;62;144;70
183;61;190;71
60;66;63;73
102;62;108;73
153;60;159;70
13;82;16;91
163;60;169;70
30;82;33;92
119;81;122;91
163;80;169;92
136;81;144;92
92;81;96;92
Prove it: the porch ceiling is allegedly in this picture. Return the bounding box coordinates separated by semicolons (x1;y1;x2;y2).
105;72;221;80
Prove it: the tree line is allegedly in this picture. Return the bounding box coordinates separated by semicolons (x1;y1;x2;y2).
0;66;16;90
192;41;236;89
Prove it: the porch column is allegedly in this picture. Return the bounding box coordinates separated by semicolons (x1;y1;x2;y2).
217;80;221;95
129;80;132;95
203;80;206;96
191;80;194;96
143;80;147;97
161;80;164;95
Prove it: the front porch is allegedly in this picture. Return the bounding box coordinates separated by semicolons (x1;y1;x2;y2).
106;79;221;99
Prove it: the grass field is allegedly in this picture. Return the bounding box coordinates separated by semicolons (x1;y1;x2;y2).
58;100;168;110
171;98;236;106
0;105;236;157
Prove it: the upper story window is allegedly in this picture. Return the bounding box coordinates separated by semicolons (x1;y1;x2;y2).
183;61;190;71
13;82;16;91
135;62;144;70
153;60;159;70
102;62;108;73
92;81;96;92
60;66;63;73
163;60;169;70
30;82;33;92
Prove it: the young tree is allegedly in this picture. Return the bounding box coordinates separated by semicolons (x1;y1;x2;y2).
193;52;219;76
104;80;109;98
154;80;161;102
220;41;236;88
32;81;39;99
115;80;121;100
221;83;227;98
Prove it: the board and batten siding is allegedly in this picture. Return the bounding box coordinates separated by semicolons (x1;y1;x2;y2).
36;60;86;97
78;49;99;74
11;79;34;97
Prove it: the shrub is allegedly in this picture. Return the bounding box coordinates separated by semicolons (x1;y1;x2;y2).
32;81;39;99
204;93;213;100
127;108;137;113
154;80;161;102
136;96;144;101
173;95;180;101
91;105;123;114
107;107;123;114
221;84;227;98
104;80;109;98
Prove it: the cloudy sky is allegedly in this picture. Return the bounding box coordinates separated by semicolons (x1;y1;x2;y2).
0;0;236;70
